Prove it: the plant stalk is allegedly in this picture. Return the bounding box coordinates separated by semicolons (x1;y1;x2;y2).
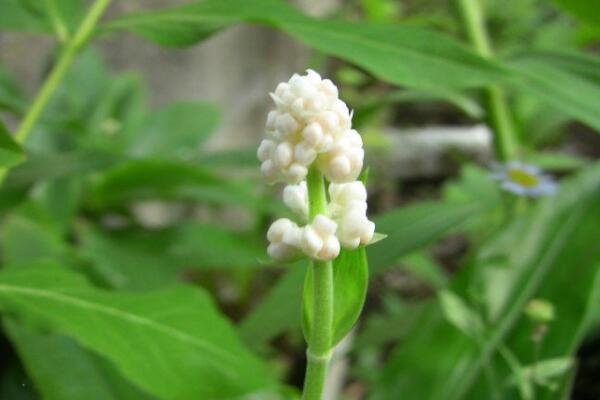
455;0;518;161
302;167;334;400
0;0;112;184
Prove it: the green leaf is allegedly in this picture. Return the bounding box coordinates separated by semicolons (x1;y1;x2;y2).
130;101;220;157
401;252;448;289
508;357;575;387
0;121;25;169
0;0;83;34
549;0;600;27
371;162;600;400
0;63;28;115
527;152;587;172
102;0;508;89
4;320;153;400
509;56;600;134
368;201;483;274
239;263;306;350
77;224;181;290
439;290;483;339
88;158;274;211
303;247;368;346
2;150;120;191
0;263;273;399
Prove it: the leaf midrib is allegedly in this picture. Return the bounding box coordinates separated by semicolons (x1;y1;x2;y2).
0;284;241;377
102;12;504;80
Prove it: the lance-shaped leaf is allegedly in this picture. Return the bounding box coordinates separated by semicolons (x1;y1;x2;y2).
0;263;273;400
0;121;24;169
101;0;508;89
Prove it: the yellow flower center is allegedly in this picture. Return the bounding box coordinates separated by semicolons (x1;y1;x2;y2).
508;168;540;187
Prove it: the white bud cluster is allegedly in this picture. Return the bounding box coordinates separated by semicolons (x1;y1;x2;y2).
263;71;375;263
257;70;363;184
329;182;375;249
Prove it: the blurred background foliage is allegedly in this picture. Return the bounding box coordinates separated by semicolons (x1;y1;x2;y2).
0;0;599;399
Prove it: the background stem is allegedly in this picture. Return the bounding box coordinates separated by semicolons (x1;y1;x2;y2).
302;167;334;400
455;0;518;161
0;0;112;184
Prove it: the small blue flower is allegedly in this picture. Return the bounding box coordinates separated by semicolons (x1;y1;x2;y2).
491;161;557;197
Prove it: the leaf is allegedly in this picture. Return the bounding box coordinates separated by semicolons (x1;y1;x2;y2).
101;0;509;89
509;56;600;134
0;263;273;399
371;162;600;400
0;63;28;115
401;252;448;289
2;150;120;191
4;320;153;400
77;224;182;290
130;101;220;157
239;263;306;349
303;247;369;346
88;158;275;212
527;152;587;172
0;0;83;34
368;201;483;274
439;290;483;339
0;121;25;169
549;0;600;27
508;358;575;387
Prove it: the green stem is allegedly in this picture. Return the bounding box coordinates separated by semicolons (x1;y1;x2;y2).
302;167;334;400
455;0;518;161
15;0;111;144
0;0;111;185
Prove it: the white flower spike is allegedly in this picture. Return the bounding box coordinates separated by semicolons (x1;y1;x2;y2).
258;70;364;185
261;71;376;262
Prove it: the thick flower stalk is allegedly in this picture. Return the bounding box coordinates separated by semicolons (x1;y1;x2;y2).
258;70;375;400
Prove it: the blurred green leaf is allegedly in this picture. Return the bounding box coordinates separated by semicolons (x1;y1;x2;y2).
369;201;483;274
2;150;120;191
239;263;305;350
527;152;587;172
0;64;28;115
102;0;509;89
508;357;574;388
4;320;153;400
77;224;181;290
509;56;600;134
549;0;600;28
371;162;600;400
130;101;219;158
88;158;274;212
0;0;82;34
0;214;68;266
401;252;448;289
303;247;368;346
0;121;25;169
439;290;484;339
0;262;273;399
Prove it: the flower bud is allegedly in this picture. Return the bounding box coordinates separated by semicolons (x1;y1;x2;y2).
283;182;308;219
267;218;302;261
300;215;340;261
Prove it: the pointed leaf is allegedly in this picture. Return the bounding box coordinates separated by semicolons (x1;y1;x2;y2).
0;121;24;169
0;263;273;399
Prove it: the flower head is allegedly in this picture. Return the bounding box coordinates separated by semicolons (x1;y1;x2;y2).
261;71;375;262
492;161;557;197
258;70;364;184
